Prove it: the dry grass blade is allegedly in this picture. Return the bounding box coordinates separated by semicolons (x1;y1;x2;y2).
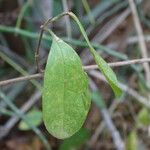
128;0;150;85
0;58;150;86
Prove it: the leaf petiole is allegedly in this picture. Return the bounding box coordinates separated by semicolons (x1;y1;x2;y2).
36;12;122;97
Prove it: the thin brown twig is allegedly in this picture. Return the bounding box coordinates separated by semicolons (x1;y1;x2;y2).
0;73;42;86
89;70;149;107
35;29;44;73
35;12;69;73
0;58;150;86
84;58;150;70
62;0;72;38
128;0;150;84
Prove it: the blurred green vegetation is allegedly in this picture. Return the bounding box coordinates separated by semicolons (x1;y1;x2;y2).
0;0;150;149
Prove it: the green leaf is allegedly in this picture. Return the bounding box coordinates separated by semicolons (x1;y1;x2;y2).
59;128;90;150
18;109;42;130
137;108;150;126
95;53;122;97
43;35;91;139
69;12;122;97
126;130;137;150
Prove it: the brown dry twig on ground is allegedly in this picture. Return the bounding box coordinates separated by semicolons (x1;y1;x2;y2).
128;0;150;85
0;58;150;86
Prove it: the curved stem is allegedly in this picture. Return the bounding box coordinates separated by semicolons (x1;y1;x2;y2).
35;12;122;96
35;29;44;73
35;12;68;73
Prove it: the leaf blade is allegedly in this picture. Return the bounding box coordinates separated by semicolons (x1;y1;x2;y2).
43;36;91;139
93;52;122;97
69;12;122;97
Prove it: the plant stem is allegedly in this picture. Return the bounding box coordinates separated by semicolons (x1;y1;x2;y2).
0;25;127;59
35;12;123;96
1;58;150;86
62;0;72;38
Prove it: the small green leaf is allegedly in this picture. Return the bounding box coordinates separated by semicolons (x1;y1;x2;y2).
59;128;90;150
69;12;122;97
43;35;91;139
93;52;122;97
126;130;137;150
18;109;42;130
137;108;150;126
